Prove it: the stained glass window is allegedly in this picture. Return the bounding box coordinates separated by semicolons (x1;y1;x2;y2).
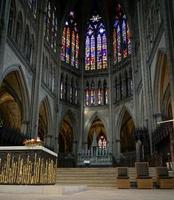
61;28;66;61
70;78;74;103
75;34;79;68
115;77;118;102
84;79;110;107
91;81;95;105
98;81;102;105
85;36;91;70
85;15;108;70
113;3;131;64
75;80;78;104
60;74;64;100
71;31;75;66
85;82;90;106
45;1;58;52
103;80;108;105
61;11;79;68
66;27;70;63
119;74;122;100
98;135;107;149
65;76;68;101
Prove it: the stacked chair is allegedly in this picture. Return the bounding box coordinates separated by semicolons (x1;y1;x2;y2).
117;167;130;189
135;162;153;189
156;167;174;189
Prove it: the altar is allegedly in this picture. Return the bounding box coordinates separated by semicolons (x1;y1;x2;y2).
0;146;57;185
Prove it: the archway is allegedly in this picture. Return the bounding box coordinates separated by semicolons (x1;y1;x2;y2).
120;111;135;154
38;98;50;142
88;117;107;149
155;54;171;160
59;114;73;153
0;71;27;145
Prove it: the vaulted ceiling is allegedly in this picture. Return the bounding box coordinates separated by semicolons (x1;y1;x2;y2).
55;0;137;30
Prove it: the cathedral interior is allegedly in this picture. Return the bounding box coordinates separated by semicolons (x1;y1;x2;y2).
0;0;174;167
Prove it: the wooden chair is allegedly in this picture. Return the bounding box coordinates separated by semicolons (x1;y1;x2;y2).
117;167;130;189
156;167;174;189
135;162;153;189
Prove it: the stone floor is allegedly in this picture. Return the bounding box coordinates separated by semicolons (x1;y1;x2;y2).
0;188;174;200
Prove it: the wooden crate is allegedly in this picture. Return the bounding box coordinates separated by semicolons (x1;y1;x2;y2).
136;178;153;189
159;179;174;189
117;179;130;189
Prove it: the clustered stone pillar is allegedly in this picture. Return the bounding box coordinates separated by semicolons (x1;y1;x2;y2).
0;0;11;72
137;0;156;155
161;0;174;161
29;0;46;139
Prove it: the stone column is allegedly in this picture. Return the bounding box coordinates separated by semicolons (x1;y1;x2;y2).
29;0;46;138
52;29;62;152
78;25;85;152
161;0;174;161
0;0;11;73
137;0;155;154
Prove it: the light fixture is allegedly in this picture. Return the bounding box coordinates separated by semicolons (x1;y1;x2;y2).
157;119;174;124
90;14;101;22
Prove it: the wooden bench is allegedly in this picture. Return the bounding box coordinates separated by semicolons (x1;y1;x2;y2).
135;162;153;189
156;167;174;189
117;167;130;189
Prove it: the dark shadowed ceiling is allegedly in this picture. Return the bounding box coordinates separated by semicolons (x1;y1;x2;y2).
55;0;136;28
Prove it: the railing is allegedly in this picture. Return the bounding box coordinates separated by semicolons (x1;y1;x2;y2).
77;147;113;167
114;151;136;167
57;153;76;167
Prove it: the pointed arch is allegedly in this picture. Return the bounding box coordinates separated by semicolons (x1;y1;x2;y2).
58;109;77;153
84;112;109;142
0;65;30;131
116;105;135;138
38;96;52;141
116;106;135;154
153;50;169;116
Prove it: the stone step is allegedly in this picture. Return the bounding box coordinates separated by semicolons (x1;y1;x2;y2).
56;167;158;187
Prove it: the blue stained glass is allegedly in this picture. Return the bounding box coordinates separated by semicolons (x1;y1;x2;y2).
91;35;95;70
113;4;131;63
102;33;107;68
97;34;102;69
85;36;91;70
61;11;79;67
85;16;108;70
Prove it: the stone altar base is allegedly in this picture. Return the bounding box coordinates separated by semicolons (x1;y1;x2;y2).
0;146;57;185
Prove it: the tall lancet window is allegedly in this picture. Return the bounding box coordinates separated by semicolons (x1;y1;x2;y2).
91;80;95;105
85;14;108;70
45;1;58;52
61;11;79;68
85;81;90;106
98;81;102;105
113;3;131;64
